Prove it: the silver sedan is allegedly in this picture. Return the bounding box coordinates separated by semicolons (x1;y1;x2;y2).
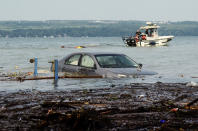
56;52;157;78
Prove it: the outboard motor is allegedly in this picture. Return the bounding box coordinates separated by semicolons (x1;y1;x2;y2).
126;37;136;46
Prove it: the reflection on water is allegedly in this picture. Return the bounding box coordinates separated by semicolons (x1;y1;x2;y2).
0;36;198;92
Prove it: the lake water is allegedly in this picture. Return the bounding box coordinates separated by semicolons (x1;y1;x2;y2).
0;36;198;92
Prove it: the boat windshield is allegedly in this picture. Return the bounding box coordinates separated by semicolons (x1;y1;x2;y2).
95;54;139;68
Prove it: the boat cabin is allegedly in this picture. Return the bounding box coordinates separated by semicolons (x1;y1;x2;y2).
139;22;159;37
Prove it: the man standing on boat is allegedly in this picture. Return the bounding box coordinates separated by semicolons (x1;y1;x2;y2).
136;29;141;36
135;29;142;46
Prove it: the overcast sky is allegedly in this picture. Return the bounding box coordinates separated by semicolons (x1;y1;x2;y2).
0;0;197;21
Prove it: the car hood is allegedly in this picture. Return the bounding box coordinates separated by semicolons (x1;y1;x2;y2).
102;68;157;76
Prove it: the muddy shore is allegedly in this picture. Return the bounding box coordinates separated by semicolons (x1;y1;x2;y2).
0;82;198;130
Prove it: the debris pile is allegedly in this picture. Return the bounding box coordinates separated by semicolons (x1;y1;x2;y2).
0;83;198;130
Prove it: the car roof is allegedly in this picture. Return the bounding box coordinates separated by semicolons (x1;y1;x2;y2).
60;52;127;62
69;52;125;56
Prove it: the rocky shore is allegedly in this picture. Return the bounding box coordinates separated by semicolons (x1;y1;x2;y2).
0;82;198;130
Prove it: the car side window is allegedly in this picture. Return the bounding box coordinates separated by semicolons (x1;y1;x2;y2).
80;55;95;68
65;54;81;65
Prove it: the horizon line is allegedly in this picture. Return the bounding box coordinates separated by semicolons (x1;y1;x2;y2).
0;19;198;22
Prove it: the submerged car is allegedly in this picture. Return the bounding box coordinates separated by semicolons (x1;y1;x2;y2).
55;52;157;78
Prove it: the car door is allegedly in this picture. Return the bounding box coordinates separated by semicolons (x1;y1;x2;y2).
78;55;98;76
62;54;81;75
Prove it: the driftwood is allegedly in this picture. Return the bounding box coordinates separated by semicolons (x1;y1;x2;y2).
0;75;103;82
187;98;198;107
22;75;103;81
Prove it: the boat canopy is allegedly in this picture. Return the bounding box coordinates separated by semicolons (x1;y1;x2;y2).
140;25;160;30
139;22;160;30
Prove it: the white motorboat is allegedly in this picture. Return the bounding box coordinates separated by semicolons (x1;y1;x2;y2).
122;22;174;47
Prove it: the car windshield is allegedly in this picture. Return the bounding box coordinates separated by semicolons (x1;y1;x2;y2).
95;54;139;68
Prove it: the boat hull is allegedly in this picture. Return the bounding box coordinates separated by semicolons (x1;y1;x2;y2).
123;36;174;47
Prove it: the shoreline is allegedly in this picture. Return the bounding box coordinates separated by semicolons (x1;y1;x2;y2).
0;82;198;130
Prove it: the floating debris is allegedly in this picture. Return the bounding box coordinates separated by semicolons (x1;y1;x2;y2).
179;74;184;77
186;81;198;87
160;120;166;124
75;46;86;49
170;108;179;112
192;76;198;78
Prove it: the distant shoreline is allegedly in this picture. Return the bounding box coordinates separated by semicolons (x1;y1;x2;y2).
0;20;198;37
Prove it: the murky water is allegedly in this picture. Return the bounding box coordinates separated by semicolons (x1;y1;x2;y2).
0;36;198;91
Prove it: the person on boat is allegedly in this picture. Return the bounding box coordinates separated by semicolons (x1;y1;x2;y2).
149;29;154;37
145;29;148;35
142;34;146;40
135;30;142;43
136;30;141;36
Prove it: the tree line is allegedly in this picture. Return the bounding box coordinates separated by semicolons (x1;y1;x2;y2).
0;20;198;37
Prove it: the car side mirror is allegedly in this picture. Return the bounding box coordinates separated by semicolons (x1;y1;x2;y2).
138;64;143;68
